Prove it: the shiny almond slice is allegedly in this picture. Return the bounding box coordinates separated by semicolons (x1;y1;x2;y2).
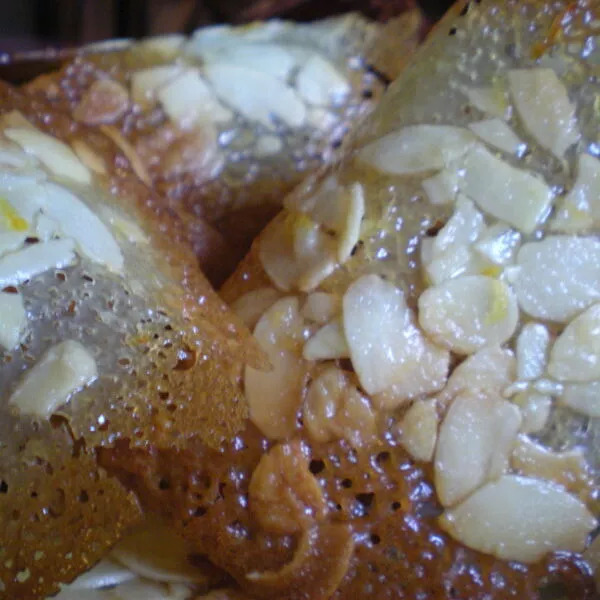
435;345;516;412
468;118;526;155
457;144;553;234
0;238;76;287
398;398;438;462
433;195;485;254
0;291;26;350
423;242;479;286
157;68;233;128
131;65;183;109
357;125;475;176
548;303;600;382
41;182;124;273
337;183;364;263
508;68;580;159
296;54;351;106
434;390;522;507
205;62;306;129
71;139;107;175
511;435;592;498
462;85;511;120
343;274;448;396
303;366;376;447
248;440;327;534
111;516;208;584
303;318;349;361
422;169;459;205
301;291;340;325
418;275;519;355
97;206;149;246
245;297;308;440
99;125;152;187
9;340;97;418
551;154;600;233
516;322;550;381
440;475;597;563
231;287;280;330
473;223;520;266
512;391;552;434
559;380;600;417
513;236;600;322
4;127;91;185
259;212;338;293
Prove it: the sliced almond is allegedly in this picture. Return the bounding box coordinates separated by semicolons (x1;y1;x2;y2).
511;435;592;498
462;85;511;120
508;68;579;159
245;297;307;440
9;340;97;418
230;287;280;330
73;79;130;126
70;139;107;175
422;169;459;205
0;291;26;350
435;345;516;412
99;125;152;187
418;275;519;355
58;558;135;591
440;475;596;563
559;380;600;417
0;238;76;287
423;242;478;286
512;391;552;434
296;55;350;106
457;144;553;234
4;127;91;185
303;366;376;448
473;223;521;266
357;125;475;176
434;390;522;507
131;65;183;109
513;235;600;322
548;303;600;382
433;195;485;254
468;118;526;155
551;154;600;233
301;292;340;325
0;231;26;256
398;398;438;462
516;322;550;381
343;274;449;397
337;183;364;263
303;318;348;361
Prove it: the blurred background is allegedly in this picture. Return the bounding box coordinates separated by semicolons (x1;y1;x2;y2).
0;0;452;52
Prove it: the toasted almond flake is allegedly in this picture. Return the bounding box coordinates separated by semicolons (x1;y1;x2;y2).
357;125;475;176
41;183;124;272
422;169;459;205
434;390;521;507
337;183;364;263
435;345;516;412
440;475;596;563
296;54;351;106
71;139;107;175
398;399;438;462
99;125;152;187
0;291;26;350
259;212;337;292
0;231;26;255
245;297;307;439
508;68;580;159
112;516;207;583
550;154;600;233
205;63;306;129
548;303;600;382
512;391;552;434
0;238;76;287
462;85;511;120
343;274;448;397
303;318;348;361
60;558;135;590
301;292;340;325
157;68;233;127
131;65;183;109
457;144;553;234
9;340;97;418
559;380;600;417
516;322;550;381
513;236;600;322
511;435;592;498
468;118;526;155
73;79;130;126
231;287;280;330
418;275;518;355
303;366;376;447
204;43;296;81
4;127;91;185
473;223;520;266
